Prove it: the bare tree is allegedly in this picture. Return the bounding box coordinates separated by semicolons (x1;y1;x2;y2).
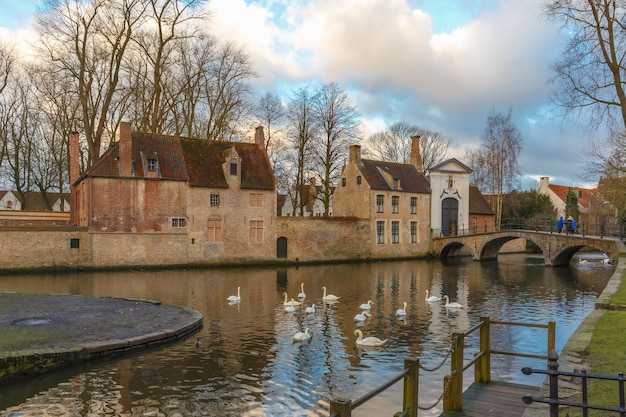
473;109;523;227
544;0;626;132
286;86;317;216
34;0;147;167
254;92;285;169
0;41;15;97
0;41;16;177
368;121;451;172
311;82;360;215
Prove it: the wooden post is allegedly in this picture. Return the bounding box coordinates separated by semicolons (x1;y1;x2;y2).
475;317;490;383
547;321;556;357
329;398;351;417
403;357;419;417
444;332;464;412
547;350;559;417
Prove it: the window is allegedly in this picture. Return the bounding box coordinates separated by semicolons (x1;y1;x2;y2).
208;217;223;242
578;190;583;198
391;221;399;243
250;193;264;207
210;194;220;206
230;161;237;175
250;220;264;242
6;200;12;209
342;178;346;187
376;221;385;244
392;196;399;214
147;158;156;171
172;218;186;227
393;178;399;190
357;176;362;185
410;221;417;243
410;197;417;214
376;195;384;213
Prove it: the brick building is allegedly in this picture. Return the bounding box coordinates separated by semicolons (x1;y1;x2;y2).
332;137;432;257
71;122;277;263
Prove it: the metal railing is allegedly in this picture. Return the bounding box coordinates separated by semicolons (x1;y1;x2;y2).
443;317;556;412
522;350;626;417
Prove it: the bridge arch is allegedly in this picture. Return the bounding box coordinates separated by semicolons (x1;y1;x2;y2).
433;231;625;266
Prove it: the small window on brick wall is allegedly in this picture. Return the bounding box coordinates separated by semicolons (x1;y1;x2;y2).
172;218;186;227
210;194;220;206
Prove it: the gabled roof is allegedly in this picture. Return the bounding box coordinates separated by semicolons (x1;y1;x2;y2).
84;132;275;190
430;158;473;174
468;186;494;215
548;184;594;209
358;159;430;193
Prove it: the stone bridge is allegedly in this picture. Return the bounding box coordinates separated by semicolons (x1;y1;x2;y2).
432;230;626;266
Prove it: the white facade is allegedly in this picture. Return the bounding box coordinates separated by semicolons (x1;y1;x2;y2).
429;159;472;236
0;191;21;211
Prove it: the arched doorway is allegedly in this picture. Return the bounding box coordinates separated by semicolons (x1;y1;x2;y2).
441;198;459;236
277;237;287;258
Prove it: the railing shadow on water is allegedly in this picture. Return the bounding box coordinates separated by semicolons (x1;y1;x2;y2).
327;317;556;416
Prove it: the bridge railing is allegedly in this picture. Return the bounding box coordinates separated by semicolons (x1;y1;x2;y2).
500;218;626;240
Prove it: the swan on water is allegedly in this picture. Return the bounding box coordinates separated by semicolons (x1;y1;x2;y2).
227;287;241;302
354;311;372;322
396;302;407;317
443;295;464;309
284;299;298;313
322;286;340;301
353;329;388;347
425;290;441;302
283;292;301;306
359;300;374;310
305;304;316;314
293;328;312;342
297;283;306;300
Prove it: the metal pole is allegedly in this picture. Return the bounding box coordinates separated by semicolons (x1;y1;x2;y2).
547;350;559;417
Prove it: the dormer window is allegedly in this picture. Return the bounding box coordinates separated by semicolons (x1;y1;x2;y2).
147;158;156;171
393;178;399;190
230;161;237;175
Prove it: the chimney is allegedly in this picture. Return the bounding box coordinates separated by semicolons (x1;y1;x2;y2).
539;176;549;192
255;126;265;149
410;135;423;171
349;144;362;165
118;122;132;177
69;131;80;225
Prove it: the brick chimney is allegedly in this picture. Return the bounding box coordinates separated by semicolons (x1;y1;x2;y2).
410;135;423;171
255;126;265;149
69;131;80;225
118;122;132;177
349;144;362;165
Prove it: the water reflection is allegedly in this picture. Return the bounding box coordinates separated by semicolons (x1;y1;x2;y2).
0;254;614;416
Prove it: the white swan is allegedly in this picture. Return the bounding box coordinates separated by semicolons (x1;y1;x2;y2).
284;299;298;313
293;328;312;342
297;283;306;300
359;300;374;310
354;311;372;322
283;292;301;306
396;301;407;317
227;287;241;302
425;290;441;302
322;286;340;301
354;329;388;347
443;295;464;309
305;304;316;314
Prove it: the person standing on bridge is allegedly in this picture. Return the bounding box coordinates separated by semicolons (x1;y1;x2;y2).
557;216;564;234
566;216;574;235
572;218;577;234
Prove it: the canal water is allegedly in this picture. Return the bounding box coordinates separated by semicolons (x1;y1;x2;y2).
0;253;615;417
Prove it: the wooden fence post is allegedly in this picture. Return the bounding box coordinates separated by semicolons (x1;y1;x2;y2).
329;398;351;417
547;321;556;357
475;317;490;383
403;357;419;417
443;332;464;412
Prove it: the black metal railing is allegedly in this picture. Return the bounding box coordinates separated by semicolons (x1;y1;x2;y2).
522;350;626;417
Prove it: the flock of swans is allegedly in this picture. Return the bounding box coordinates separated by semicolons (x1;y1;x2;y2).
226;284;464;347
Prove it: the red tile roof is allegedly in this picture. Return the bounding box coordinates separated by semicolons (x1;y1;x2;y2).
548;184;595;209
85;132;275;190
358;159;430;193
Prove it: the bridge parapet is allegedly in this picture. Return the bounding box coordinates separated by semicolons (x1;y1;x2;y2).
432;230;626;266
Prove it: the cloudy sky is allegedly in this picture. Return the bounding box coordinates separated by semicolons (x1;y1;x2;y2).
0;0;600;189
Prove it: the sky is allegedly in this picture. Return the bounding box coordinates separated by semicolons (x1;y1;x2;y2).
0;0;601;189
